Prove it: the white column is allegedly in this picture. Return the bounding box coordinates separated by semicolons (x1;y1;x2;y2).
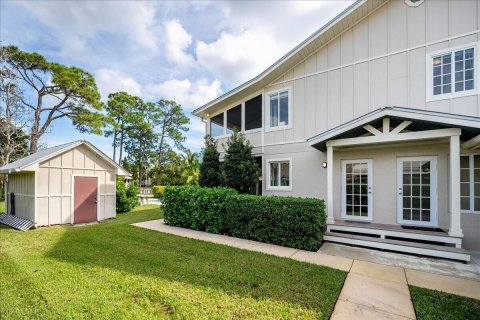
326;146;335;224
449;134;463;237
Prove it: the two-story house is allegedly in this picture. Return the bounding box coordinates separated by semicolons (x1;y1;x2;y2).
193;0;480;262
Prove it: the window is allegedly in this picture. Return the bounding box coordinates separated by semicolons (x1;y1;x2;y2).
430;46;475;98
269;90;289;128
245;95;262;130
226;104;241;134
267;159;291;190
210;113;224;137
460;154;480;213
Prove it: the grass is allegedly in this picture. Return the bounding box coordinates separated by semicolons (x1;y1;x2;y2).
0;205;346;319
0;200;4;214
410;286;480;320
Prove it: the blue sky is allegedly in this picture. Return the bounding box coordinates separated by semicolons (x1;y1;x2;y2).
1;0;353;157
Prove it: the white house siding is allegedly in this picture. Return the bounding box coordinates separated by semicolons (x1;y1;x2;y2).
36;145;116;226
207;0;480;251
6;172;35;221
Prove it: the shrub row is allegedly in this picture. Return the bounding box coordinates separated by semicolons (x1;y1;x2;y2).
162;186;238;233
162;186;326;251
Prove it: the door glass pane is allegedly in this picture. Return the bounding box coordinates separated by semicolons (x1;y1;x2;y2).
345;162;369;218
401;160;432;223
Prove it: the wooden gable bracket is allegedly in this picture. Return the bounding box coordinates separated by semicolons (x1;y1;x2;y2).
362;118;412;136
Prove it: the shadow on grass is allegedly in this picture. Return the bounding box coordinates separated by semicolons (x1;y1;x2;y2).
44;207;346;316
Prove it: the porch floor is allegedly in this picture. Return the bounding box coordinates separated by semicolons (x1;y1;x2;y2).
326;220;470;262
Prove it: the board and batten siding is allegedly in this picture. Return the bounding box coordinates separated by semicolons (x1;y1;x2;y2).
36;145;116;226
210;0;480;149
6;172;35;221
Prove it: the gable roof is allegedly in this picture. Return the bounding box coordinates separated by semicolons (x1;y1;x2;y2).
192;0;385;118
0;140;130;175
307;106;480;151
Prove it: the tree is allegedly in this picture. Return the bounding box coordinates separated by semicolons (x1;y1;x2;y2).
0;46;29;166
123;101;157;187
181;150;200;185
153;99;189;184
4;45;104;152
222;132;259;194
104;92;142;163
199;135;222;188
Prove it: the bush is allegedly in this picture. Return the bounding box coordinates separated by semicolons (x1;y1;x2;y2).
152;186;166;199
163;186;237;233
199;135;222;188
224;195;325;251
116;178;139;213
162;186;326;251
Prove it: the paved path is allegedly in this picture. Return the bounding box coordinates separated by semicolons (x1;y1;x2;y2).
133;219;480;319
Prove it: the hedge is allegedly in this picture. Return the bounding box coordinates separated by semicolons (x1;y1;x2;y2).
162;186;326;251
163;186;238;233
152;186;166;199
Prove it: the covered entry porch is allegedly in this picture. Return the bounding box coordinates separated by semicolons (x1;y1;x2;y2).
308;107;480;262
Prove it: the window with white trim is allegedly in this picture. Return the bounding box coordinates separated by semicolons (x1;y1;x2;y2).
268;160;291;189
431;47;475;97
269;90;289;128
460;154;480;213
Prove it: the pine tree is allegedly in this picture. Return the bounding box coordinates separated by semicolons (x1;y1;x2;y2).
199;135;222;187
222;132;259;194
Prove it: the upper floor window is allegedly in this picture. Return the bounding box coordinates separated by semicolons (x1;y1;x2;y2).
245;95;262;131
429;45;476;100
269;90;290;129
226;104;241;134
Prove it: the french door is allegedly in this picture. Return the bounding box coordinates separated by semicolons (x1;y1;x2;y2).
342;159;373;221
397;157;437;226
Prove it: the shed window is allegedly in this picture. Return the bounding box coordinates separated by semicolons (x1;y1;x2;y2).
245;95;262;130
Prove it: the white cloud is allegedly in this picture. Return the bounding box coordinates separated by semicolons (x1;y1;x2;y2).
95;69;143;100
15;1;158;51
196;30;284;86
144;78;222;110
164;19;194;66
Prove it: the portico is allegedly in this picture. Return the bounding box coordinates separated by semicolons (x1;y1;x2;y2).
308;107;480;261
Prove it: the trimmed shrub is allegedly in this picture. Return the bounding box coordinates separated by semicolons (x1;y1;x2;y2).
224;195;325;251
152;185;166;199
163;186;237;233
116;178;139;213
162;186;326;251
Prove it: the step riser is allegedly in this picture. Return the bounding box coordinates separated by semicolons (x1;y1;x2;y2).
324;235;470;262
327;225;461;247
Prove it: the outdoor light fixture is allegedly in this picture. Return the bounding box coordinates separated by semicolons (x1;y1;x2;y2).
322;162;328;168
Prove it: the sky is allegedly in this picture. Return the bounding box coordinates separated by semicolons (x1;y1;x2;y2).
1;0;354;158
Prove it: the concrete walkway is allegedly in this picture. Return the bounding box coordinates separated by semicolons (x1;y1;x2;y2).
133;219;480;319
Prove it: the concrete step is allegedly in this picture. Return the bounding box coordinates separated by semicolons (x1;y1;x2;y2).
324;231;470;262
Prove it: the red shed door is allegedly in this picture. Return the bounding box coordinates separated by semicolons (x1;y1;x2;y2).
74;176;98;224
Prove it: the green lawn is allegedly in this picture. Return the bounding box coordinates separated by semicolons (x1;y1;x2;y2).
410;286;480;320
0;205;346;319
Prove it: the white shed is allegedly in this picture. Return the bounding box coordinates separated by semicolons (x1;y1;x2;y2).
0;140;129;227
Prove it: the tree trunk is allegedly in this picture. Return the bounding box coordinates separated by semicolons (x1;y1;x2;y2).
112;129;118;163
119;124;125;165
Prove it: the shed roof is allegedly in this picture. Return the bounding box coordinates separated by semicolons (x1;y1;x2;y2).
192;0;385;118
0;140;130;175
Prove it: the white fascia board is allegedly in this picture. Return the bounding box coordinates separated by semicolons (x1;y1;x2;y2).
326;128;461;148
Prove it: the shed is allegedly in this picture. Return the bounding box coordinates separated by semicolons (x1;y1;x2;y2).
0;140;129;227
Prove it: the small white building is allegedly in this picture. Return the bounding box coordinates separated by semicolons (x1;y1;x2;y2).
0;140;129;226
